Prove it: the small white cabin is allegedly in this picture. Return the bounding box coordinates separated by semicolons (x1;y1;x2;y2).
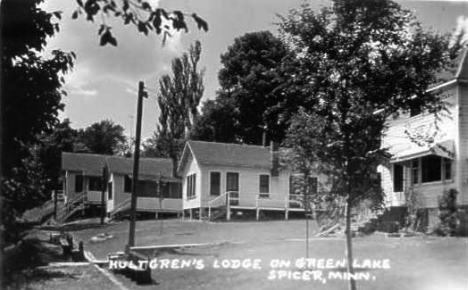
177;141;319;220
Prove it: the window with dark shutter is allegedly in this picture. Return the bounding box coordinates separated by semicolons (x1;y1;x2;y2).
75;174;83;193
108;182;113;199
444;158;452;181
210;172;221;196
393;164;404;192
226;172;239;192
259;175;270;198
124;175;132;193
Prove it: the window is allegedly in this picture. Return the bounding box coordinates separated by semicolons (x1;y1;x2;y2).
410;155;452;184
421;155;442;183
393;164;404;192
210;172;221;196
124;175;132;193
308;176;318;194
186;174;196;199
226;172;239;192
444;158;452;180
108;182;113;199
168;183;182;199
75;174;83;192
289;174;318;195
259;174;270;198
136;180;158;197
411;159;419;185
88;176;102;191
289;174;303;195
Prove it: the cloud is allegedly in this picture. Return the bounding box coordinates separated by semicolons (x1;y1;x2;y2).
450;15;468;48
64;64;99;98
72;88;98;97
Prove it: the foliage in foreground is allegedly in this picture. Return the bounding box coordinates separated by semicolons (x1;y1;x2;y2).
435;188;468;237
1;0;75;245
280;0;459;289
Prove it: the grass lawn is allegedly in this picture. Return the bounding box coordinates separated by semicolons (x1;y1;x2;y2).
4;265;118;290
66;219;468;290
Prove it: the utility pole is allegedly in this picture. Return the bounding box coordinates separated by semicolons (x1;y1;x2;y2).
127;81;147;250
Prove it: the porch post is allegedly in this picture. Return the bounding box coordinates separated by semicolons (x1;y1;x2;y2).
256;208;260;221
226;192;231;221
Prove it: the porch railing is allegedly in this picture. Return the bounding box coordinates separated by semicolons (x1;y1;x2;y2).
57;192;87;222
110;198;131;219
207;191;239;220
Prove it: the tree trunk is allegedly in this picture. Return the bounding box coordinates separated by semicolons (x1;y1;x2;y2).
345;199;357;290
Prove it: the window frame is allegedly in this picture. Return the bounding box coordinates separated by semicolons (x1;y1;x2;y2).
226;172;240;193
108;182;113;200
88;176;103;191
124;175;132;193
258;174;270;198
409;155;453;186
209;171;221;196
186;173;197;200
393;163;404;192
289;173;318;196
75;174;84;193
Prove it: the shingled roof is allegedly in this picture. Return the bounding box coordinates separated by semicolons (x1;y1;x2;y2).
62;153;175;180
61;152;107;176
178;141;272;172
105;156;173;177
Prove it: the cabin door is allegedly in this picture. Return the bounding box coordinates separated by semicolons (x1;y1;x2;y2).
226;172;239;205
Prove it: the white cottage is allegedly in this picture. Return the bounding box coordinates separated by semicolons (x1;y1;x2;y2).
177;141;316;220
105;156;182;217
61;152;107;206
379;48;468;228
61;152;182;219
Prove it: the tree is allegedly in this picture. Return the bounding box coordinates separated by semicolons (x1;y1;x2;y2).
1;0;75;245
37;119;81;193
153;40;205;176
78;119;127;155
279;1;458;289
1;0;75;176
190;98;239;143
214;31;291;144
72;0;208;46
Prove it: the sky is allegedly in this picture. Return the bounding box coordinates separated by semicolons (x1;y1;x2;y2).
42;0;468;140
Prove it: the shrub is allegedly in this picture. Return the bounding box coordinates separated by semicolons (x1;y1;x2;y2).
435;188;459;236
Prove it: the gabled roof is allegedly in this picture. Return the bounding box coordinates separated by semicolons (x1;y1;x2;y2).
105;156;173;177
178;141;272;173
61;152;107;176
455;47;468;80
61;153;175;179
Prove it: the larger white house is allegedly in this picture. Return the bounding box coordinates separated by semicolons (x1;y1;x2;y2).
379;48;468;228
